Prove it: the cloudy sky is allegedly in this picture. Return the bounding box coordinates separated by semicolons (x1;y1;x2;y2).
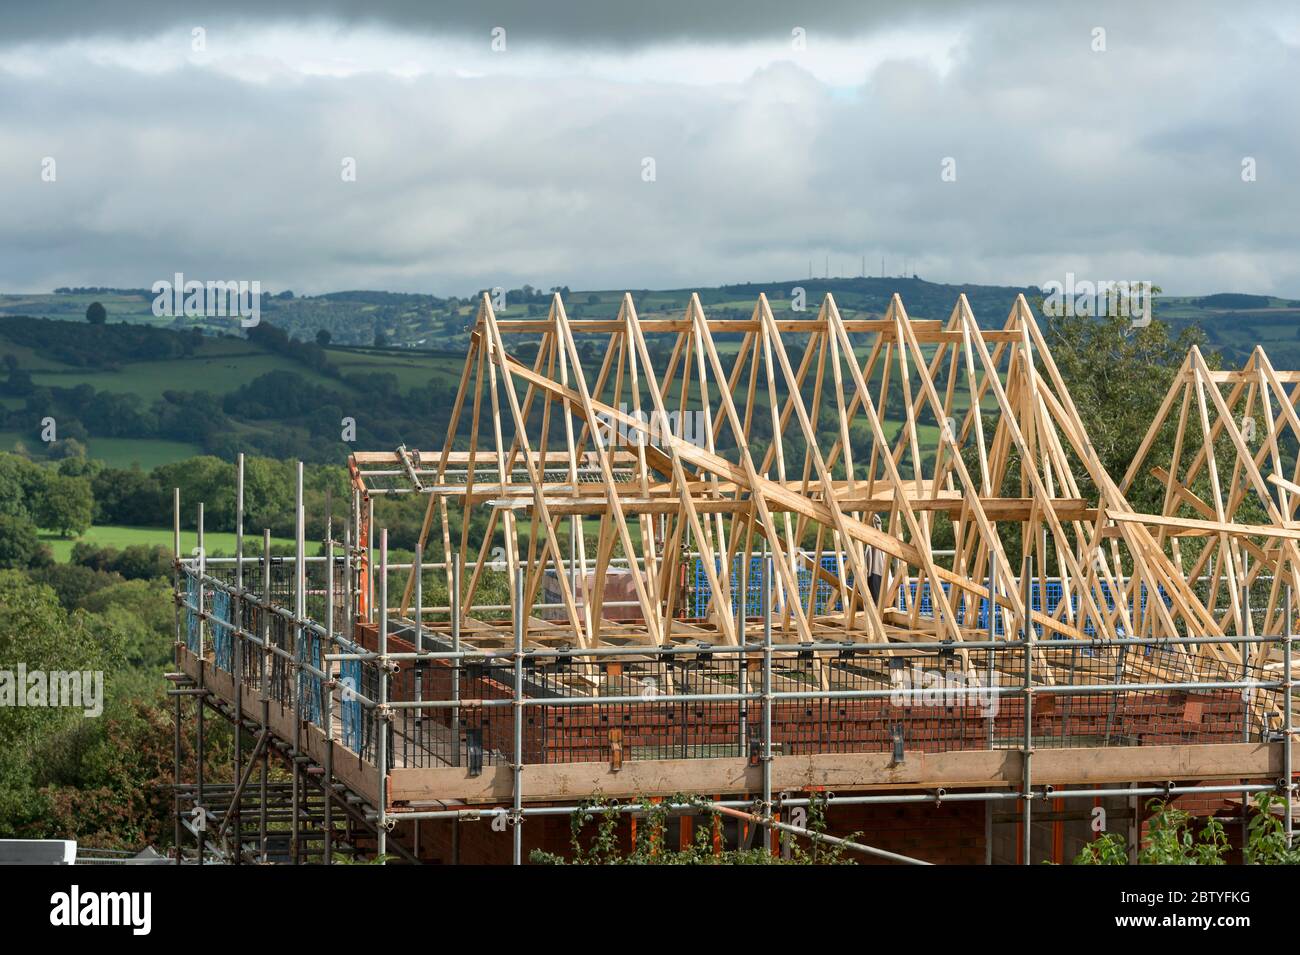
1;1;1298;297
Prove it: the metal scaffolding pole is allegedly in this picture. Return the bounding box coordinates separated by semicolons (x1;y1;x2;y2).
172;486;182;864
452;554;462;766
985;552;996;866
377;528;389;863
1022;553;1033;867
232;453;244;862
1287;586;1294;849
713;804;930;865
452;553;462;864
324;522;335;866
513;570;525;866
196;501;206;867
260;527;272;863
1242;578;1251;852
414;538;423;759
761;554;773;853
292;460;305;865
737;575;747;757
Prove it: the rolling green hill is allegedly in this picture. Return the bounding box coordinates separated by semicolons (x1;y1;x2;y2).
1;276;1042;353
1159;294;1300;368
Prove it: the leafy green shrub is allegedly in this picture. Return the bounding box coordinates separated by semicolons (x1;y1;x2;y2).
531;793;855;865
1074;794;1298;865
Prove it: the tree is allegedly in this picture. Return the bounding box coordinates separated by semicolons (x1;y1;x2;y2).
49;437;87;461
85;301;107;324
90;465;165;526
33;472;95;537
315;328;332;346
154;456;236;529
0;453;47;519
0;571;121;805
0;570;199;850
0;513;52;569
29;563;122;610
1036;291;1216;515
77;577;174;668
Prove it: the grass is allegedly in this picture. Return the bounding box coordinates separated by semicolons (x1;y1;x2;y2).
85;438;204;469
40;524;300;562
0;291;162;324
0;431;202;468
29;351;347;402
0;431;28;454
325;346;466;391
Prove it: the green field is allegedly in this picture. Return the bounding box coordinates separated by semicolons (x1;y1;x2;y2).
0;290;163;324
85;438;204;468
325;345;464;391
39;524;301;561
0;430;202;467
28;343;349;402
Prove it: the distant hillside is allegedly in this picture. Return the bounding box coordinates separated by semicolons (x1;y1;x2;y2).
0;276;1042;353
4;277;1298;470
1156;294;1300;368
0;317;463;466
7;278;1296;357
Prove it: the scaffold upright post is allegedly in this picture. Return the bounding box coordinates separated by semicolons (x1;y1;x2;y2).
324;517;335;865
985;551;996;865
452;554;462;767
1286;585;1294;849
414;535;423;760
292;460;304;864
259;527;271;862
232;452;244;861
377;527;389;863
1022;553;1033;866
513;569;525;865
762;553;773;853
172;486;182;864
196;501;206;866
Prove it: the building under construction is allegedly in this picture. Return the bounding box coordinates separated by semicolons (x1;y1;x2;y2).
170;290;1300;864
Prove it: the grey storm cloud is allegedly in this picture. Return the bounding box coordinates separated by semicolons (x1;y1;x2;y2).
2;0;966;46
0;0;1297;297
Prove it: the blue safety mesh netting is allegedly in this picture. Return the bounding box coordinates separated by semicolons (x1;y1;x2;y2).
297;625;322;726
691;554;850;617
897;578;1170;637
338;642;363;751
211;589;233;671
691;557;1168;635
